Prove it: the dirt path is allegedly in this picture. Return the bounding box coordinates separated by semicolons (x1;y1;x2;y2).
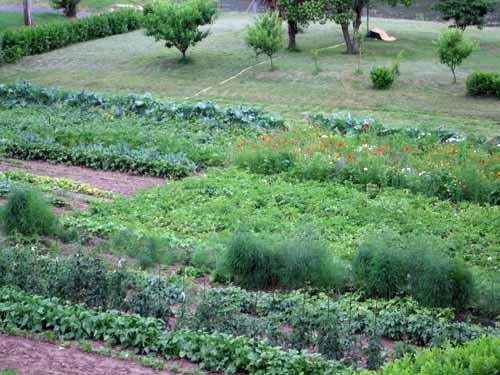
0;159;166;195
0;334;207;375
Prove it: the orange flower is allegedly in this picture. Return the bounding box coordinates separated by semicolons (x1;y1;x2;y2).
404;145;410;152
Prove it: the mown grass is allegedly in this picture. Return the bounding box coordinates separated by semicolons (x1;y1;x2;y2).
0;11;66;36
1;13;499;135
0;0;148;12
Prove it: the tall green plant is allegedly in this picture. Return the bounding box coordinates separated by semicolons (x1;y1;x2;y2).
1;187;57;237
245;12;283;70
434;29;478;83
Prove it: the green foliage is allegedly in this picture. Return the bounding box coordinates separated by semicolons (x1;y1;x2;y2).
370;66;395;89
466;71;500;98
0;81;285;130
0;9;142;63
379;336;500;375
245;12;283;70
434;29;478;83
225;231;351;290
50;0;81;17
353;233;474;309
0;287;350;375
434;0;498;30
1;187;57;237
225;232;278;289
234;147;295;174
364;335;384;370
69;168;500;273
143;0;217;59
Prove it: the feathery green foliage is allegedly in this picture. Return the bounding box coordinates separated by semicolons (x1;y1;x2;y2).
245;12;283;70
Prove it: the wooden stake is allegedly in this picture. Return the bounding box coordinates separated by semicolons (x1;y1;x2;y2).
23;0;33;26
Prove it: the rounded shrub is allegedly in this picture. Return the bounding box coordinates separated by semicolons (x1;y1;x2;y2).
466;71;500;97
1;187;57;237
370;66;395;89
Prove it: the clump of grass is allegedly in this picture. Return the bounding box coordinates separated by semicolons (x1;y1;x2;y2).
353;232;474;310
225;231;351;291
1;186;57;237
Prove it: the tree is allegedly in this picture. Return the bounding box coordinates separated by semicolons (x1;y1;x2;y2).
276;0;325;50
434;0;498;30
434;29;478;83
50;0;81;18
245;11;283;70
23;0;33;26
143;0;217;60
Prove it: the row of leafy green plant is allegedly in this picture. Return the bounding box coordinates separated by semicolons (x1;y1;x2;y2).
233;125;499;205
0;287;351;375
0;81;285;131
0;9;142;64
0;103;257;174
3;134;195;178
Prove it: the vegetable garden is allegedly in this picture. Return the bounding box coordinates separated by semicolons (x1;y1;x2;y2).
0;3;499;374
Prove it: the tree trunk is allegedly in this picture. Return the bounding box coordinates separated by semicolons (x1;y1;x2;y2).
66;4;78;18
23;0;33;26
341;23;356;55
287;20;298;50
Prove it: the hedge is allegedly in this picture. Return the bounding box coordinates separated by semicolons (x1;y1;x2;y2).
0;9;142;63
466;71;500;99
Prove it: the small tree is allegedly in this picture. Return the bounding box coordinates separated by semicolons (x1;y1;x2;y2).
245;12;283;70
143;0;217;60
50;0;81;18
434;0;498;30
434;29;477;84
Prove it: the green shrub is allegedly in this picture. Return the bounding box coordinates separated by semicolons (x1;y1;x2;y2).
1;187;57;237
225;232;350;291
380;336;500;375
0;9;142;63
370;66;395;89
143;0;217;60
225;232;278;289
278;234;350;290
466;71;500;98
245;11;283;70
472;271;500;318
353;232;408;299
353;233;473;309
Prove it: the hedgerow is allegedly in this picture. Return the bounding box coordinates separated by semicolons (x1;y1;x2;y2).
0;9;142;63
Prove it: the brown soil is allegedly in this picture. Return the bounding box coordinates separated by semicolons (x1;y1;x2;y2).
0;159;166;195
0;334;207;375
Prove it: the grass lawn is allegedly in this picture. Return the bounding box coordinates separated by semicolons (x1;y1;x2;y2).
0;11;66;36
0;0;149;12
1;13;498;134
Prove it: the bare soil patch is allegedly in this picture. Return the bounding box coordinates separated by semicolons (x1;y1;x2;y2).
0;334;207;375
0;159;166;195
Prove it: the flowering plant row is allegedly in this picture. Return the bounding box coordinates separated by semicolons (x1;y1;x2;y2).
234;127;500;204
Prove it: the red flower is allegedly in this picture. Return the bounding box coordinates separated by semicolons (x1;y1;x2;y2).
362;124;369;131
404;145;410;152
